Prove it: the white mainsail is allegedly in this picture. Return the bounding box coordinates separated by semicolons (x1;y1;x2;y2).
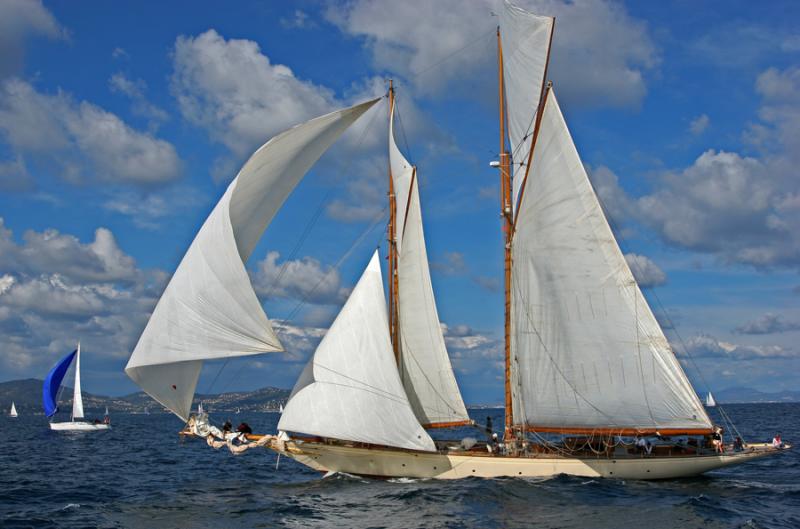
72;342;84;420
510;88;711;432
499;0;553;212
279;252;436;452
9;401;17;417
390;101;469;427
126;100;379;421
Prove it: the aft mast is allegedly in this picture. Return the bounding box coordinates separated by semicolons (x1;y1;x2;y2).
496;27;514;440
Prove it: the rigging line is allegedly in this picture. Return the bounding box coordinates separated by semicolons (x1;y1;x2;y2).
399;28;496;84
207;99;386;396
261;97;386;303
217;213;388;396
393;99;414;166
593;177;737;435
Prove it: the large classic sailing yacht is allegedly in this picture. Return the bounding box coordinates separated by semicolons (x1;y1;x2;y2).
127;1;787;479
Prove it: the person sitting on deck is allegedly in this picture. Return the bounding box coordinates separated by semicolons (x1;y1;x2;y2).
733;436;744;451
772;434;784;449
222;420;232;433
206;433;226;449
237;422;253;435
636;437;652;455
711;427;724;453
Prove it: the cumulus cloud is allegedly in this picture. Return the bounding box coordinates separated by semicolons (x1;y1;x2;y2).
102;186;207;230
171;29;335;160
251;251;348;305
735;313;800;335
624;253;666;287
328;0;657;108
0;221;166;378
0;0;66;80
0;218;137;283
682;334;797;360
0;79;182;186
0;155;32;192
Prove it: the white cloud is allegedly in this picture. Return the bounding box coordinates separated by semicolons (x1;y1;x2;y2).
431;251;467;276
102;186;206;230
624;253;666;288
689;114;710;135
735;313;800;335
0;155;32;192
328;0;658;108
109;72;169;128
0;79;182;185
0;0;66;80
171;29;335;160
280;9;316;29
681;334;798;360
251;251;347;305
0;222;166;378
0;218;137;283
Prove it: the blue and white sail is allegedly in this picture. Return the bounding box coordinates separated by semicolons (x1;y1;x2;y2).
43;349;77;418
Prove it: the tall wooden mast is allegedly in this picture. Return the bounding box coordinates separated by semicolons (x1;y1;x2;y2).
497;28;514;440
387;80;400;364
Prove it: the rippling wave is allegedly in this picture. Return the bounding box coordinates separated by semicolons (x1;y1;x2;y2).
1;404;797;528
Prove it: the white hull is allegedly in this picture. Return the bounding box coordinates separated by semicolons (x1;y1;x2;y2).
278;440;785;480
50;421;111;431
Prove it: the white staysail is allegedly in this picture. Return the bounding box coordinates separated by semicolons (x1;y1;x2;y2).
510;89;711;432
126;100;379;421
706;392;716;407
72;342;84;420
9;402;17;417
390;102;469;427
279;252;436;452
499;0;554;212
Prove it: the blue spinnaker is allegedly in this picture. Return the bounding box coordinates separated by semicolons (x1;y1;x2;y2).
43;350;77;418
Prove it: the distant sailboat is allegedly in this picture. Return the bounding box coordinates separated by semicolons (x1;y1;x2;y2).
706;392;717;407
144;406;150;415
9;401;17;418
44;342;110;431
279;404;284;414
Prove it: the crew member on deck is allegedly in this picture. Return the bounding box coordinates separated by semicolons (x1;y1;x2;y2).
772;434;783;449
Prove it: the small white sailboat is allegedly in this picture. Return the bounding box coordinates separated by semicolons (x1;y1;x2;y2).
279;404;284;414
706;392;717;407
44;342;110;431
9;401;17;418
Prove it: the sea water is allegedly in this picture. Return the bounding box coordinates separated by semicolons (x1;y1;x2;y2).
1;404;798;528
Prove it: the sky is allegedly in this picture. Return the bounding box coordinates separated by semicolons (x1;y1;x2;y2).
0;0;798;404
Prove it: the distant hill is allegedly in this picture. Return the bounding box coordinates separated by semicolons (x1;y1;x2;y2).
714;387;800;404
0;378;290;415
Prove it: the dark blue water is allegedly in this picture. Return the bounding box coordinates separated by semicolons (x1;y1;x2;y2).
1;404;798;528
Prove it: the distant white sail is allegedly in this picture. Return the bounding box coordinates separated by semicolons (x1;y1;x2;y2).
72;342;84;420
279;252;436;452
510;88;711;432
390;101;469;427
126;100;378;421
9;401;17;417
499;0;554;212
706;392;716;407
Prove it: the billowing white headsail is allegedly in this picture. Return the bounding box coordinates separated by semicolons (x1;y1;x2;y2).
279;252;436;452
126;99;379;421
390;103;469;427
510;89;711;432
499;0;553;212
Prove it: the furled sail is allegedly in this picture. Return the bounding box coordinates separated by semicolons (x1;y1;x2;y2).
126;99;379;421
499;0;554;212
278;252;436;452
510;88;711;433
390;102;469;427
72;342;84;420
43;349;77;418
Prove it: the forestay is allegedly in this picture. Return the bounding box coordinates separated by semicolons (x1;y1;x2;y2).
126;100;379;421
279;252;436;452
499;0;553;212
390;103;469;427
510;89;711;432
